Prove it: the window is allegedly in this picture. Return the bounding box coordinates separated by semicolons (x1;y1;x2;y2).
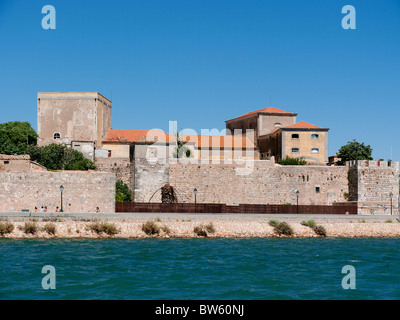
4;161;9;165
275;123;282;127
316;187;320;193
311;148;319;154
311;134;319;139
53;132;61;139
291;134;299;139
291;148;299;153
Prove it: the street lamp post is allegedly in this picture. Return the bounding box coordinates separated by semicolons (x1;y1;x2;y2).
194;188;197;213
390;192;393;215
296;190;299;214
60;185;64;213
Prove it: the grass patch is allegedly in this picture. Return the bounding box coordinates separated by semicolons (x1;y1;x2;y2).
19;221;38;235
386;220;393;223
161;225;171;235
268;220;279;227
300;220;326;237
301;220;316;228
312;225;327;237
273;222;294;236
89;222;119;236
194;223;216;237
142;220;161;235
41;223;56;235
0;222;14;236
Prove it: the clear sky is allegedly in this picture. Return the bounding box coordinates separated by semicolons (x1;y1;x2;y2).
0;0;399;160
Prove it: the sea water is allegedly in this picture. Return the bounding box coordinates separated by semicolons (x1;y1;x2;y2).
0;238;399;300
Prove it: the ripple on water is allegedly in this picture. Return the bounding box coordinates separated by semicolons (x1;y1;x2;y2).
1;238;400;299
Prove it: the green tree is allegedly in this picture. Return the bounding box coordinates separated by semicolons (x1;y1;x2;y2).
27;143;95;171
116;179;133;202
337;140;373;162
0;121;38;155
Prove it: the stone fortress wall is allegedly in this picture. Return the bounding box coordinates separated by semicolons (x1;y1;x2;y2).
124;158;399;214
0;171;116;213
347;160;399;214
169;160;349;206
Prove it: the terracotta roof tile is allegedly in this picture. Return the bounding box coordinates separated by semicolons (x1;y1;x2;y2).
104;129;171;143
226;106;296;122
104;129;257;149
283;121;323;129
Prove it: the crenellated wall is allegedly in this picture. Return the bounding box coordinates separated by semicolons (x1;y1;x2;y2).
347;160;399;213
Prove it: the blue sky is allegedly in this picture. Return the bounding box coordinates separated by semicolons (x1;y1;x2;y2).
0;0;399;160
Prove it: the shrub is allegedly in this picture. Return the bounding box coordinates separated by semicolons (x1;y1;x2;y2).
89;222;119;236
0;222;14;236
142;220;161;235
274;222;294;236
194;225;208;237
268;220;278;227
101;223;119;235
194;223;216;237
313;225;327;237
386;220;393;223
204;222;216;234
27;143;96;171
161;225;171;235
278;156;307;166
41;223;56;235
301;220;316;228
20;221;38;235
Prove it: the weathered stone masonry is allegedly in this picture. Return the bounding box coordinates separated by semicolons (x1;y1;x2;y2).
169;160;349;205
130;160;398;211
0;171;116;213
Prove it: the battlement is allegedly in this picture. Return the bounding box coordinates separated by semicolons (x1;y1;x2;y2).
346;160;399;170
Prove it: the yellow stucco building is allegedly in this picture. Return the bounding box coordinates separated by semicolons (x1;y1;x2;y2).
226;106;329;164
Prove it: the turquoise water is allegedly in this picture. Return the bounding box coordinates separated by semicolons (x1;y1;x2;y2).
1;238;399;300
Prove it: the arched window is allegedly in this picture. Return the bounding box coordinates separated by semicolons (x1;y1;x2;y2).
54;132;61;139
291;134;299;139
291;148;299;153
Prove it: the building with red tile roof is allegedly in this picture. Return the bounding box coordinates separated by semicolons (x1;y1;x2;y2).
226;107;329;163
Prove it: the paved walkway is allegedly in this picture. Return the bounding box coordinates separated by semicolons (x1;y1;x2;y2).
0;211;398;221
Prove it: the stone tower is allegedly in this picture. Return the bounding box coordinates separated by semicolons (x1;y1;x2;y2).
37;92;111;148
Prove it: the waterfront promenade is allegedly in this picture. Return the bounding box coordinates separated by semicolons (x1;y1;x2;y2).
1;212;400;238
